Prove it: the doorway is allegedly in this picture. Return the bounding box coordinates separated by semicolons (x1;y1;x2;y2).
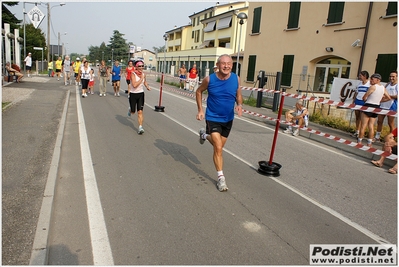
313;58;351;92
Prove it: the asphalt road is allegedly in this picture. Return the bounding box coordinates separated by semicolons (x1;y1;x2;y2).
2;75;397;265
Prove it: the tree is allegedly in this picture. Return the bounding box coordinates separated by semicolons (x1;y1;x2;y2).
153;45;165;54
2;2;21;32
20;24;46;62
107;30;129;62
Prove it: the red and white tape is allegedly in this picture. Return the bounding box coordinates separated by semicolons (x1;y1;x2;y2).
151;77;397;161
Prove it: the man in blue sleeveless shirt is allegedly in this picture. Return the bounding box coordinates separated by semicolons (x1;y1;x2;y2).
196;54;243;192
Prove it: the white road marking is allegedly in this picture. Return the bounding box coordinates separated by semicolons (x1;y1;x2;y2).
76;87;114;265
145;97;390;245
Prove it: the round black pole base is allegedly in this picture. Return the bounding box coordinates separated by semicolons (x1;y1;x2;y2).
258;161;282;177
154;106;165;112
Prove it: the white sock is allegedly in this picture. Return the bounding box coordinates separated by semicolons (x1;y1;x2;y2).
375;132;381;138
217;171;224;178
202;133;208;140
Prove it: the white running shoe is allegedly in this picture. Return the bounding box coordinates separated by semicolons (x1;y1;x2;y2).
217;176;228;192
100;94;103;97
138;126;144;134
283;128;293;134
199;128;206;144
292;129;299;136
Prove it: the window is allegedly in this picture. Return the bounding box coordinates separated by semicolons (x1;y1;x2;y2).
197;16;200;26
217;16;232;30
192;31;194;39
195;30;200;43
386;2;397;16
327;2;345;24
246;55;257;82
375;54;398;82
287;2;301;29
281;55;294;86
204;21;216;32
251;7;262;34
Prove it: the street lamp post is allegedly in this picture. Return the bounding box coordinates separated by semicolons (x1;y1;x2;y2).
46;3;65;62
102;51;104;61
163;33;168;74
235;12;247;76
111;48;114;65
155;34;168;112
58;32;67;57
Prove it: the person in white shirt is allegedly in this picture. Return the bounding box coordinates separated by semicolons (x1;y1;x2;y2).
375;71;398;140
358;73;391;147
24;52;32;77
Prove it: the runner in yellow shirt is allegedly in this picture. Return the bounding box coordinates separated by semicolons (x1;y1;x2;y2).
55;57;63;81
73;58;82;85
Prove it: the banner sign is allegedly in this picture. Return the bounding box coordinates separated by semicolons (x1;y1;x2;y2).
330;78;386;104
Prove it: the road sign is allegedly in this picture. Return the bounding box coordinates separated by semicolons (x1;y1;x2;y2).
33;47;43;50
28;6;45;29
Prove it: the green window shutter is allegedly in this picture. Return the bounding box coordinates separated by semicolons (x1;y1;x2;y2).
375;54;398;82
281;55;294;86
252;7;262;34
287;2;301;29
246;55;257;82
327;2;345;24
386;2;397;16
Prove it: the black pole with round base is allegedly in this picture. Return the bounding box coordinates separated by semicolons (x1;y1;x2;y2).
154;72;165;112
154;105;165;112
258;161;282;177
258;77;285;177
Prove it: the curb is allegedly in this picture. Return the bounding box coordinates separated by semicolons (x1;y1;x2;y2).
29;89;70;265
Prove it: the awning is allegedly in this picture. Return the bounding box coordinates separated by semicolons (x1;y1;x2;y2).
203;21;216;32
217;16;232;30
198;40;211;49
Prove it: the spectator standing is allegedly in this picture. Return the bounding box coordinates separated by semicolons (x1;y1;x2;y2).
124;60;135;94
55;56;62;81
48;59;54;77
283;99;309;136
111;60;122;96
371;128;397;174
196;54;243;192
98;60;109;97
188;63;198;92
24;52;32;77
73;58;82;85
375;71;398;140
128;60;151;134
78;60;91;98
358;73;391;147
178;64;187;89
88;69;95;95
351;71;370;138
62;55;72;85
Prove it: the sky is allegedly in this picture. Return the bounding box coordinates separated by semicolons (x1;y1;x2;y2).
7;1;228;55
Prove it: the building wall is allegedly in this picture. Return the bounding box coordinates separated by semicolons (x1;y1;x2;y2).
242;2;397;93
162;2;249;77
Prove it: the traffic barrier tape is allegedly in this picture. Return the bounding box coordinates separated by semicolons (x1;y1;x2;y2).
147;72;397;161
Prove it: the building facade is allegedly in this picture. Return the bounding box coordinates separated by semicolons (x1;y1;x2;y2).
159;2;249;79
242;2;397;95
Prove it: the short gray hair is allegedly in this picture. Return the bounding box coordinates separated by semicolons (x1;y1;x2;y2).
217;54;232;64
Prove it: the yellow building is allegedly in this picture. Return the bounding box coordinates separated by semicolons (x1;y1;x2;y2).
159;2;249;79
242;2;397;95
